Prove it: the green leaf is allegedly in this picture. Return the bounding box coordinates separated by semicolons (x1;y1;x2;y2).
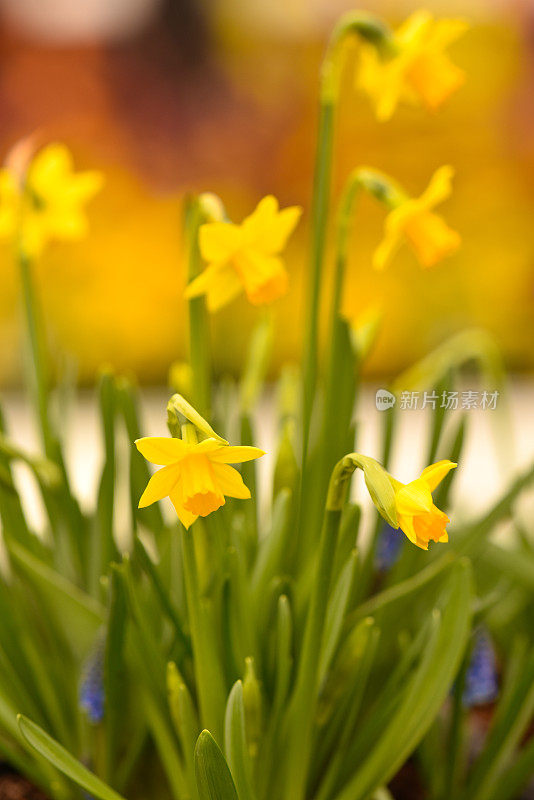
7;540;104;657
17;715;127;800
224;681;256;800
168;661;200;798
93;370;119;590
333;559;473;800
195;730;239;800
103;567;128;781
486;735;534;800
459;645;534;800
319;548;358;684
115;378;164;534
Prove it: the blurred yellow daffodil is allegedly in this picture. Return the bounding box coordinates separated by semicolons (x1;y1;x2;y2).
358;10;468;121
136;435;265;529
373;165;460;270
185;195;301;312
392;459;457;550
0;142;103;257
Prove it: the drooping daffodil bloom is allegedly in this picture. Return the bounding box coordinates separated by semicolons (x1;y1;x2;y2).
391;459;457;550
0;142;104;257
358;10;468;121
185;195;301;312
373;165;460;270
136;435;265;529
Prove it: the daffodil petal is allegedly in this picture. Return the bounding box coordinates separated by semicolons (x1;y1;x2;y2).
208;446;265;464
373;221;404;270
396;9;433;43
419;460;457;492
397;513;417;544
45;209;89;240
169;483;198;529
185;263;242;312
205;267;243;312
395;479;433;515
430;18;469;50
135;436;189;465
198;222;241;262
243;196;301;254
419;166;455;210
211;463;251;499
415;537;429;550
138;464;180;507
29;143;73;192
193;439;225;457
185;264;221;298
66;171;105;203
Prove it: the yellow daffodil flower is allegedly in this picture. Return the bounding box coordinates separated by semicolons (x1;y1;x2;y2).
136;435;265;529
373;166;460;270
392;459;457;550
358;10;468;121
185;195;301;312
0;142;103;257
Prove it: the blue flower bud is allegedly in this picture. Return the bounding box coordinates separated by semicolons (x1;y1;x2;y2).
79;633;105;724
375;523;403;571
463;628;498;707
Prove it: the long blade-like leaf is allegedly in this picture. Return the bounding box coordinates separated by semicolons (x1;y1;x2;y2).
18;715;127;800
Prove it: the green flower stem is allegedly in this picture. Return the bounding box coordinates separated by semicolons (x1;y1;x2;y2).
318;172;364;512
18;249;54;457
301;13;395;462
322;167;405;465
285;505;342;800
18;247;85;573
301;95;334;468
185;198;211;419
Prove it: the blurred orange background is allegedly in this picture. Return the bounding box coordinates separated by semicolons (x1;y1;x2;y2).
0;0;533;383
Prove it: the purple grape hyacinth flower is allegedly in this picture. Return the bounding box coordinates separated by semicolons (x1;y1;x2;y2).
463;627;499;707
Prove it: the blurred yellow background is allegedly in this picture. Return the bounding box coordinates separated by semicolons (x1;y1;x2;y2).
0;0;533;383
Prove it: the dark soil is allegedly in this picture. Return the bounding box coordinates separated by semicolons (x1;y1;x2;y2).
0;770;48;800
